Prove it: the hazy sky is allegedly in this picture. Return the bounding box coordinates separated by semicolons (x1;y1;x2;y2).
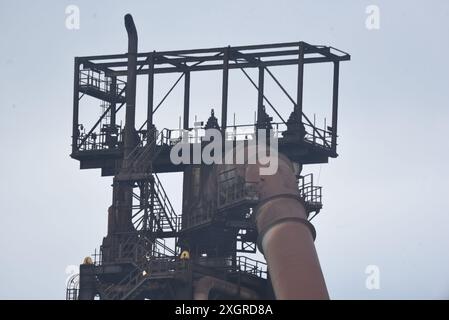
1;0;448;299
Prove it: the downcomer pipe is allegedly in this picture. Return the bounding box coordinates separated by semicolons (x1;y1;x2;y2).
246;153;329;299
194;276;259;300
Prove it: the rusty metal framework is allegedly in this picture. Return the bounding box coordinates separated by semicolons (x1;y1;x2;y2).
72;40;349;172
68;14;350;300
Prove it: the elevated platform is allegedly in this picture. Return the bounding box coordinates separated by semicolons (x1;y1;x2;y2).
71;122;336;176
71;41;349;176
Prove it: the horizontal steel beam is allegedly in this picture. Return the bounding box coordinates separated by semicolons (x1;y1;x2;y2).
79;41;303;61
77;41;350;75
106;56;349;76
90;49;349;68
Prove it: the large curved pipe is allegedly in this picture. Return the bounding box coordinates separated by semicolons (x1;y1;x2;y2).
246;153;329;299
194;276;259;300
123;14;138;159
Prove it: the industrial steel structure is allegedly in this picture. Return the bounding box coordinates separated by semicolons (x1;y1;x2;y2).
67;14;350;300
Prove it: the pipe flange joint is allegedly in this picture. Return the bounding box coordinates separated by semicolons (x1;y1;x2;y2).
256;217;316;255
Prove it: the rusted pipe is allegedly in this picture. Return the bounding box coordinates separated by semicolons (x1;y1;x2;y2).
193;276;259;300
123;14;138;159
246;153;329;299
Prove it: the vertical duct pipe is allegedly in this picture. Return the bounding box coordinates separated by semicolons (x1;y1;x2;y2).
123;13;138;160
107;14;139;237
246;154;329;299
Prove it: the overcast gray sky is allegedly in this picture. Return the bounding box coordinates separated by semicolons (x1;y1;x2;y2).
0;0;448;299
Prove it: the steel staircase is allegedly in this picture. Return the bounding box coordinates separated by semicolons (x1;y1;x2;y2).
102;127;182;299
152;174;179;233
127;129;163;174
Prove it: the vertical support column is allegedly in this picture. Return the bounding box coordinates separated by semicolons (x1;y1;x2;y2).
147;54;155;134
331;61;340;153
257;66;264;127
296;42;305;117
110;76;117;127
221;48;229;137
183;71;190;130
72;58;80;154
